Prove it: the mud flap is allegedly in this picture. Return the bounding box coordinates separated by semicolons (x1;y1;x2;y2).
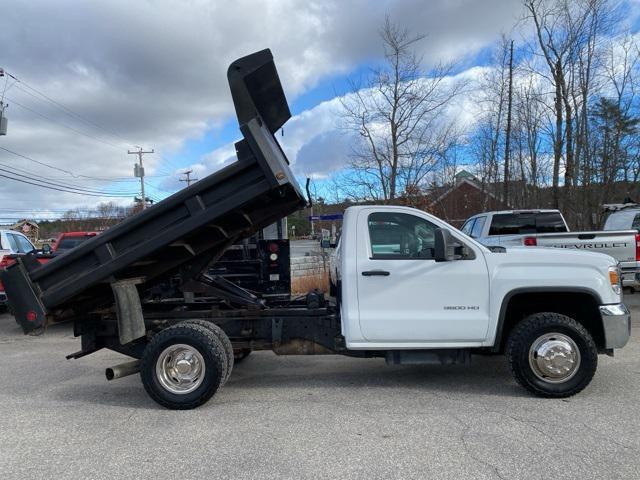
111;279;146;345
1;259;47;333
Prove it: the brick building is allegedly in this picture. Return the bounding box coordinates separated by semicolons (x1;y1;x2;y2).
429;171;508;227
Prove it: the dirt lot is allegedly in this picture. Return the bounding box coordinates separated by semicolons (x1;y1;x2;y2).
0;297;639;480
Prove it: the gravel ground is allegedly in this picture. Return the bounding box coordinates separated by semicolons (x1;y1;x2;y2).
0;297;639;479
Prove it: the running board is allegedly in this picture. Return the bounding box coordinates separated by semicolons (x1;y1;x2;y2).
385;349;470;366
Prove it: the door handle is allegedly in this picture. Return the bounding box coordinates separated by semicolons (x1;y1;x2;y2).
361;270;390;276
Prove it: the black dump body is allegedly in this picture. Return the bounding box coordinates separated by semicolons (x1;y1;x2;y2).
2;49;306;333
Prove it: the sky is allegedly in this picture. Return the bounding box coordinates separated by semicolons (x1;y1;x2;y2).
0;0;561;221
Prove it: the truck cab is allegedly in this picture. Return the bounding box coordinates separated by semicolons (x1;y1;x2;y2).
336;205;628;350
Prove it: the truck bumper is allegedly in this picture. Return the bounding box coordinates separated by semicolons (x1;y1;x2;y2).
619;262;640;288
621;271;639;288
599;304;631;349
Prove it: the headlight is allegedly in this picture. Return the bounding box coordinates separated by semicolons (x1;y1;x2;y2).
609;265;622;295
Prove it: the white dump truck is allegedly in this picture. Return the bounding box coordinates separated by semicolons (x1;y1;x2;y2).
2;51;631;409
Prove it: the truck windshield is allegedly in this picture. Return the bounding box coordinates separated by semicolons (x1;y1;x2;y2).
489;212;567;235
604;210;640;231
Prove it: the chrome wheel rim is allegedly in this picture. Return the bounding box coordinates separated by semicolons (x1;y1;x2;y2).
155;344;205;394
528;333;581;383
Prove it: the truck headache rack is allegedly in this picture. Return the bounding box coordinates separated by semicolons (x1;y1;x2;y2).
2;49;306;333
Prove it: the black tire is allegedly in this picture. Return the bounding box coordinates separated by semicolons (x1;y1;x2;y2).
234;349;252;364
179;319;234;385
140;323;227;410
506;312;598;398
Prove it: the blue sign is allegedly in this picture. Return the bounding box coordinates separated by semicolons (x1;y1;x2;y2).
308;214;343;221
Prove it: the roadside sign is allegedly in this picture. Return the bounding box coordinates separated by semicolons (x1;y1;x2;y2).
308;214;343;221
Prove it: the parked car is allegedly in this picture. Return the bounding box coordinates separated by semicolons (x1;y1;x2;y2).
0;230;52;307
462;209;640;288
51;231;98;254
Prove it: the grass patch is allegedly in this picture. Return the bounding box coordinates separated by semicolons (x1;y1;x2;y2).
291;271;329;294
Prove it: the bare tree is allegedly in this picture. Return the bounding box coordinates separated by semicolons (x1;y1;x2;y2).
340;17;465;202
468;35;518;207
524;0;579;205
513;75;549;206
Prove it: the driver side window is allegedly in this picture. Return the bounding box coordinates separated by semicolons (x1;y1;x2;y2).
368;212;437;259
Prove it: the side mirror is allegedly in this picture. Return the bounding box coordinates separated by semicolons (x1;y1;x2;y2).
434;228;472;262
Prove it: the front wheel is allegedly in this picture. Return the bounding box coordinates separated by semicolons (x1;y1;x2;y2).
506;312;598;398
140;323;227;409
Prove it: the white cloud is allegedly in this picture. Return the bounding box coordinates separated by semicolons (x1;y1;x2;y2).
0;0;525;216
201;64;492;180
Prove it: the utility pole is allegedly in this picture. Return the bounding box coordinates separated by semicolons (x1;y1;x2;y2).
0;68;8;136
128;147;154;209
503;39;514;206
179;169;198;187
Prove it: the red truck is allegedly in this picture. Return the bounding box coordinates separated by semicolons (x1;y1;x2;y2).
1;231;99;309
51;231;98;254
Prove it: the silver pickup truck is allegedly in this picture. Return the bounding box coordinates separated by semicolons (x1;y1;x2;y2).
462;209;640;288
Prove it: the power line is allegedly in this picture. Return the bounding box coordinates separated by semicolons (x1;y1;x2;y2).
6;96;124;150
3;67;141;149
0;167;136;196
146;180;178;194
12;82;136;147
157;152;184;173
0;145;78;176
0;173;135;197
2;67;185;183
0;152;137;192
0;162;137;195
0;208;122;214
7;94;182;180
0;146;151;183
0;148;139;197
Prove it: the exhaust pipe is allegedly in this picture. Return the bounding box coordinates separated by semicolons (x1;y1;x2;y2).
105;360;141;381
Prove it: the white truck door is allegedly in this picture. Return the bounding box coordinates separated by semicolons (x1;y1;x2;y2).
356;209;490;344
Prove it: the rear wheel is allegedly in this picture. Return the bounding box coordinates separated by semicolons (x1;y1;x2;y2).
140;323;227;409
507;312;598;398
179;320;234;385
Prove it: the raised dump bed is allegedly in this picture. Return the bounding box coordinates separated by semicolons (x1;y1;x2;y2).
3;49;306;333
